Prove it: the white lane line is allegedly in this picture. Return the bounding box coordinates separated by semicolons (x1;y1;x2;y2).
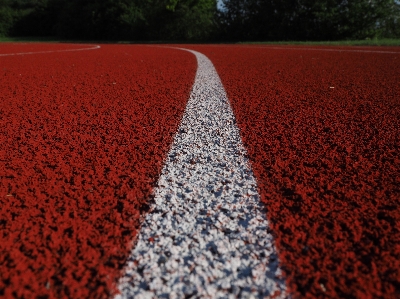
116;49;288;299
187;44;400;54
241;45;400;54
0;45;101;56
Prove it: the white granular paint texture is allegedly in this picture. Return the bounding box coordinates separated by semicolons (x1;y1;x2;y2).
116;49;288;299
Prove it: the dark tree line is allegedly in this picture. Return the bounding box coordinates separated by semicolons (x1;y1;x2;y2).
0;0;217;40
1;0;399;41
219;0;400;41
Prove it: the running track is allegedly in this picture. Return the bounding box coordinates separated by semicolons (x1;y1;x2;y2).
0;43;399;299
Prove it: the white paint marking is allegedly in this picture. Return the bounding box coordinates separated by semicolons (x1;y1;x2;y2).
0;45;101;57
183;44;400;54
242;45;400;54
116;49;288;298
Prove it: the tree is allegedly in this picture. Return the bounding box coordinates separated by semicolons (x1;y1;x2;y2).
54;0;217;41
145;0;217;40
219;0;400;41
338;0;399;39
3;0;397;40
0;0;14;37
54;0;146;40
382;1;400;37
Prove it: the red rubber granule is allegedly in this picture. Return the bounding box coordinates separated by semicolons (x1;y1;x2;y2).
186;45;400;299
0;44;196;298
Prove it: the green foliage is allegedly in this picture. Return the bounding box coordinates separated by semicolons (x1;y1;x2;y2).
52;0;217;41
0;0;398;41
220;0;400;41
383;2;400;37
146;0;217;40
0;5;13;37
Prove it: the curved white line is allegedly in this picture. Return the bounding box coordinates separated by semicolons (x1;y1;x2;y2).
242;45;400;54
0;45;101;57
191;44;400;54
116;48;288;298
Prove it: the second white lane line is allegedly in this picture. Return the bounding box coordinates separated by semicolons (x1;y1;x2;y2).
116;48;288;299
0;45;101;56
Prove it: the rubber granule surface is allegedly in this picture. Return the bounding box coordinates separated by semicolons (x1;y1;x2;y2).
185;45;400;299
0;44;196;298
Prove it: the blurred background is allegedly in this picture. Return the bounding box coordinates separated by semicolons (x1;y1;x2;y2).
0;0;399;42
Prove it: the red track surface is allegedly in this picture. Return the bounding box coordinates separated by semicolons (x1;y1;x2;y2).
186;45;400;299
0;44;196;298
1;43;399;299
